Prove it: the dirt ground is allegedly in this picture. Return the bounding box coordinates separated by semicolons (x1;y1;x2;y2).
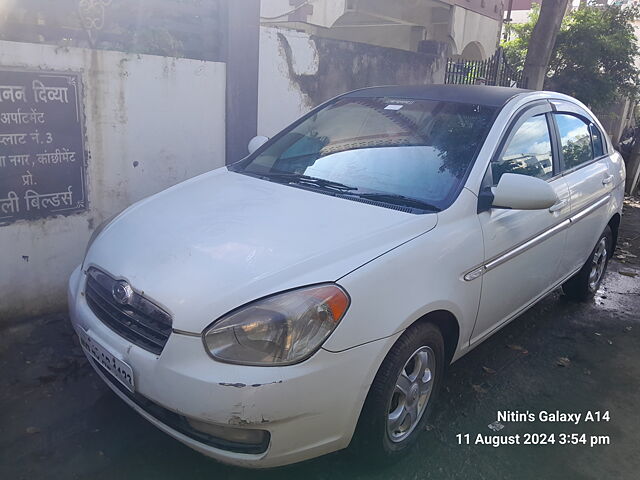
1;198;639;480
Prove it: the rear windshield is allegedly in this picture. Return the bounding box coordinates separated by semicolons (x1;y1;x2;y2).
233;97;496;212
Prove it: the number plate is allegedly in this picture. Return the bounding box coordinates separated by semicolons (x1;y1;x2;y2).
78;329;135;392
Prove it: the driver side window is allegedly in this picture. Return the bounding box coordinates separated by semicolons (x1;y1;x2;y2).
491;114;554;185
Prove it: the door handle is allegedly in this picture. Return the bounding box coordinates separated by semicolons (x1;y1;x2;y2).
602;175;614;185
549;199;568;213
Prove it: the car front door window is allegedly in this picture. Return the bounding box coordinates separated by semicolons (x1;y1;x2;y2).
491;114;554;185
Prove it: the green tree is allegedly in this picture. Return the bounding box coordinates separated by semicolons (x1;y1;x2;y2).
503;4;640;109
503;5;540;70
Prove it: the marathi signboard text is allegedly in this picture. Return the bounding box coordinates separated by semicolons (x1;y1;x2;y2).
0;69;87;225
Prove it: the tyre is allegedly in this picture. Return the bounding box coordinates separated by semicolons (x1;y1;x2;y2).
562;225;612;301
353;322;445;461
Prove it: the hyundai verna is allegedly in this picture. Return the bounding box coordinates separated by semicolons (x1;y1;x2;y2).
68;85;625;467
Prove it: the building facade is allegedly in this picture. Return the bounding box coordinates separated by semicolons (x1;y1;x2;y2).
261;0;504;60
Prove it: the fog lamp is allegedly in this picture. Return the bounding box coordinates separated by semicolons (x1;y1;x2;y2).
186;417;269;446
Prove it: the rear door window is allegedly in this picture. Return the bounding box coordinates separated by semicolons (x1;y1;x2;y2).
554;113;594;170
590;124;605;158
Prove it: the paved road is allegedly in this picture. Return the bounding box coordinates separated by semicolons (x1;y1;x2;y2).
1;199;639;480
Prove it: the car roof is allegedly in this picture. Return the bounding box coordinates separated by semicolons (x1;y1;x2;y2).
343;84;533;108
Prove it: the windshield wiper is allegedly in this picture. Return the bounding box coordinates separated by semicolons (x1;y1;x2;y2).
256;172;358;192
349;192;441;212
247;171;438;211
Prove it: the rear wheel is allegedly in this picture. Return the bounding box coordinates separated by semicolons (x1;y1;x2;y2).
562;225;612;301
353;322;444;460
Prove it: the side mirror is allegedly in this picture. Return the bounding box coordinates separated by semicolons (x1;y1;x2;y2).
248;135;269;154
492;173;558;210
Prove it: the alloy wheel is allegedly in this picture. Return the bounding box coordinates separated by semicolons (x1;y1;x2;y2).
386;346;435;443
588;237;608;291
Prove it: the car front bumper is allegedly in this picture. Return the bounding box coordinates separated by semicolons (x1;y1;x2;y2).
68;265;397;468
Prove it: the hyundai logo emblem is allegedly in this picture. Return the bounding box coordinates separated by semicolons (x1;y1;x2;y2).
112;280;134;305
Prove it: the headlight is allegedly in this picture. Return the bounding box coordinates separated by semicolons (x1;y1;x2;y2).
203;284;350;366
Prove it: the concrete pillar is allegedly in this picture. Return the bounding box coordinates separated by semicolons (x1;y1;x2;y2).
225;0;260;165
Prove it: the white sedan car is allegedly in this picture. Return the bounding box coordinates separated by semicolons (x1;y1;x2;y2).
68;85;625;468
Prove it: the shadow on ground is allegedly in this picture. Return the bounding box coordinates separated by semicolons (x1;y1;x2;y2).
1;198;639;480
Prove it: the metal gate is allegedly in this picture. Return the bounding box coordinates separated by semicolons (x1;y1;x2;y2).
445;48;524;88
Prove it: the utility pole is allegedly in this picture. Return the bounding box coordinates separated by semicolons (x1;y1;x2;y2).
503;0;514;42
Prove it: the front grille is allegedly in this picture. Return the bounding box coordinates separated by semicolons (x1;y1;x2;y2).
85;268;172;355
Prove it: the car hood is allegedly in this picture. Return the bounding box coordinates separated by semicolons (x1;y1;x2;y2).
85;168;437;332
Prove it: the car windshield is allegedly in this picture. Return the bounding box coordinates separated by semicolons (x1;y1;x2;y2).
232;96;496;212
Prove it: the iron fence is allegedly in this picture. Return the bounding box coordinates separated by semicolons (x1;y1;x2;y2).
445;48;524;88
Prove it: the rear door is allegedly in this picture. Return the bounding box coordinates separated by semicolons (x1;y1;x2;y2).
471;102;571;345
549;102;614;275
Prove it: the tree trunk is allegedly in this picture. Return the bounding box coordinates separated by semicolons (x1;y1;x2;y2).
522;0;570;90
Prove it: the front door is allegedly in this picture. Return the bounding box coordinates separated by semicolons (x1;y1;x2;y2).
471;103;571;345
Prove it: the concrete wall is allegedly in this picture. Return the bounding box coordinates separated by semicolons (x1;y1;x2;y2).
257;26;447;137
258;28;316;137
321;23;427;53
451;6;501;59
261;0;346;27
0;41;226;320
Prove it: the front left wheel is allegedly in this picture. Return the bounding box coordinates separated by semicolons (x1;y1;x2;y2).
353;322;445;460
